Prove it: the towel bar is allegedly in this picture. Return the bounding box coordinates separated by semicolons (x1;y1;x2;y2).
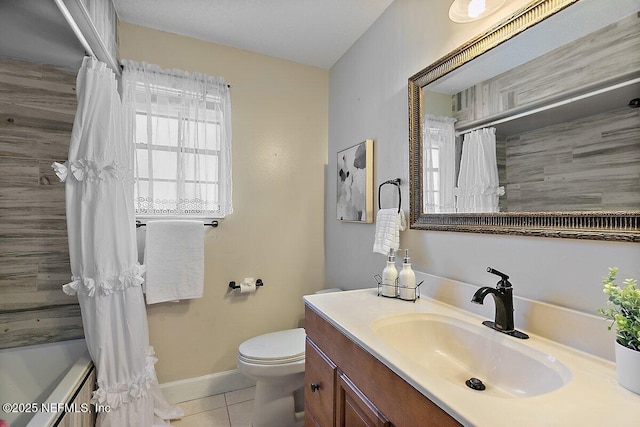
136;220;219;228
378;178;402;213
229;279;264;289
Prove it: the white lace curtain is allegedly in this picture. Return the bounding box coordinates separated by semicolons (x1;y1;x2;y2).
121;60;232;217
455;127;504;213
423;114;457;213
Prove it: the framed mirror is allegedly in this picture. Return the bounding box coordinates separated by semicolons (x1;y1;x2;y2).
409;0;640;241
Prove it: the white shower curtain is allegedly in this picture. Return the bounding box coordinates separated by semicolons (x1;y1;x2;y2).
53;57;182;426
423;114;457;213
455;127;504;213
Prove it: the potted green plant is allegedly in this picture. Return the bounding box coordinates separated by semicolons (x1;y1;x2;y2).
598;267;640;394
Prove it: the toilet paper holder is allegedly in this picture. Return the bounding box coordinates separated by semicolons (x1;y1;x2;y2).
229;279;264;290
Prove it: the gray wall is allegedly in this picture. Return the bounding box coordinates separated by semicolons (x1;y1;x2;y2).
325;0;640;314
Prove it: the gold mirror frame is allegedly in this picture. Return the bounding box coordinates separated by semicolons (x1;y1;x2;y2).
408;0;640;242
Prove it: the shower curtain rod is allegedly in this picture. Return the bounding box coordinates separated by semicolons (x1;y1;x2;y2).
454;75;640;136
54;0;94;58
54;0;121;76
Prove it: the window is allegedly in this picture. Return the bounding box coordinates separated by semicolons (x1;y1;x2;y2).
122;60;232;218
424;145;441;212
422;115;457;213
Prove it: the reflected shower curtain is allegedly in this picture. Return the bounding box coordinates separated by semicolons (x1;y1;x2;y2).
456;127;504;213
53;57;182;426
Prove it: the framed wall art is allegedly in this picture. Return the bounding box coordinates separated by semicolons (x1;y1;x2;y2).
337;139;373;223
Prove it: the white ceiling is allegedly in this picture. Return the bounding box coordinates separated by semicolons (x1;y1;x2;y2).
112;0;394;69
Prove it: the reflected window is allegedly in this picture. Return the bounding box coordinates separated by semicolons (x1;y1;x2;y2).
423;115;457;213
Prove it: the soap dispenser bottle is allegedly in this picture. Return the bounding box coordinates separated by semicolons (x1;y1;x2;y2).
399;249;417;300
381;248;398;297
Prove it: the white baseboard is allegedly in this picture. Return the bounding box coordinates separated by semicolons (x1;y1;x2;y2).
160;369;256;404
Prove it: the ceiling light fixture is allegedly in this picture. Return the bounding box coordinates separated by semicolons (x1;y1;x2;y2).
449;0;507;23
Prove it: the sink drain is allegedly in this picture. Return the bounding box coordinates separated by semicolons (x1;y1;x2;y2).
465;377;486;391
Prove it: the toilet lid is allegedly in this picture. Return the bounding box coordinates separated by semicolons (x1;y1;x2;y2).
238;328;305;365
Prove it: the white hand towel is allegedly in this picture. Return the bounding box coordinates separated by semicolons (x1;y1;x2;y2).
373;209;406;255
144;220;204;304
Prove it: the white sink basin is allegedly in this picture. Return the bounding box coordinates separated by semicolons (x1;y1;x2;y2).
371;313;571;398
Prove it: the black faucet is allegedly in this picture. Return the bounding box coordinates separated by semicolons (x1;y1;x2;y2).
471;267;529;339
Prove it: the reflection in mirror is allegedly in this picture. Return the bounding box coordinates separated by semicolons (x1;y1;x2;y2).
423;10;639;214
423;115;457;213
455;128;503;213
409;0;640;241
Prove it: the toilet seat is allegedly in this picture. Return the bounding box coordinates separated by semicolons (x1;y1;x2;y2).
238;328;305;365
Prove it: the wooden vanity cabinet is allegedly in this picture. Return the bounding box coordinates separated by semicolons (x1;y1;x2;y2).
304;304;461;427
305;337;336;427
336;370;391;427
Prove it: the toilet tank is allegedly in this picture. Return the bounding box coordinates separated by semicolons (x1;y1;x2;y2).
314;288;342;294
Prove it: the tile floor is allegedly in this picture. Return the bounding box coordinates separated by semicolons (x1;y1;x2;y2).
171;386;255;427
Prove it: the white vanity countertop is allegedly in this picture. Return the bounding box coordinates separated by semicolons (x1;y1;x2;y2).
303;289;640;427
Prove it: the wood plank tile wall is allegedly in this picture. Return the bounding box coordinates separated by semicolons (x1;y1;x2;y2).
0;59;83;349
505;107;640;212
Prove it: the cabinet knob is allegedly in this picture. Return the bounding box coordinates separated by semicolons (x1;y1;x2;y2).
310;383;320;392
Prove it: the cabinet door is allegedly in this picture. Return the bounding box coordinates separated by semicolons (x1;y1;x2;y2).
305;337;336;427
336;370;390;427
57;365;96;427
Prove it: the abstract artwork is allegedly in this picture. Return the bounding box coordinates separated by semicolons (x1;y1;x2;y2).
337;140;373;222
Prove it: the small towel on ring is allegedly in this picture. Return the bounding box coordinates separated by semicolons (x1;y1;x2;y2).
373;209;406;255
144;220;204;304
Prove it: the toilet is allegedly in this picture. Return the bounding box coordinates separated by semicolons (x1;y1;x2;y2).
237;288;342;427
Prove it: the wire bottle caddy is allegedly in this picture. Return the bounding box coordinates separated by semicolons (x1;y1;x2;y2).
374;274;423;302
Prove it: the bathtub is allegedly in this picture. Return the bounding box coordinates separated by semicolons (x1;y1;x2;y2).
0;339;94;427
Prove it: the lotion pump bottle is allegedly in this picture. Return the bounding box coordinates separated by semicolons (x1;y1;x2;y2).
381;249;398;297
399;249;417;300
